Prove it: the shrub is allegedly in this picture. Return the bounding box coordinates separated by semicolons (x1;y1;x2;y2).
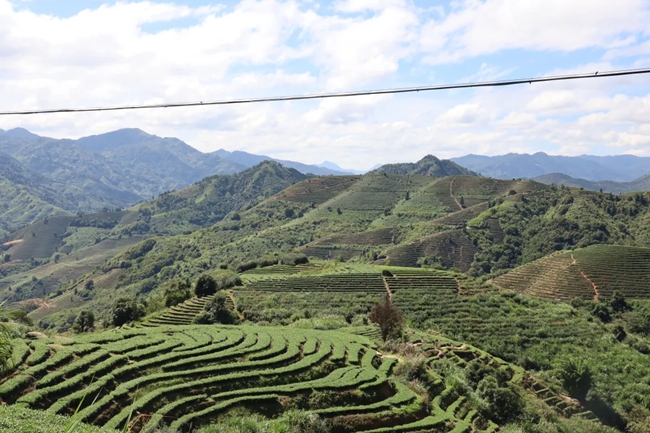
477;376;523;424
0;324;12;376
592;303;612;323
278;253;308;266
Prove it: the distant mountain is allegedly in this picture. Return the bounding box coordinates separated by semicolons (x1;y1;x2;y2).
0;127;41;139
452;153;650;182
214;149;350;175
534;173;650;194
0;152;126;234
370;155;477;176
0;128;351;215
318;161;365;174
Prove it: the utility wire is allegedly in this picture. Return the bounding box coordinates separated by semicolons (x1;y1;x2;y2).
1;67;649;116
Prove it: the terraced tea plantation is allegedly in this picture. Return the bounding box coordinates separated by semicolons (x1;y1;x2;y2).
0;325;542;433
493;245;650;301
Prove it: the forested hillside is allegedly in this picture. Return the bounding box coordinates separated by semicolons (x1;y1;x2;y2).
0;152;128;235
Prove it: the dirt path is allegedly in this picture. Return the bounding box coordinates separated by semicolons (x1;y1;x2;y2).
570;254;577;265
382;277;393;301
449;177;464;211
579;270;600;302
227;291;246;321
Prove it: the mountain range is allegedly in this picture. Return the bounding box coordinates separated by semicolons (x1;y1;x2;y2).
452;152;650;182
0;128;350;233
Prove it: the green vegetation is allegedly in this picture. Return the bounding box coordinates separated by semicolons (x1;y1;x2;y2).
1;161;650;432
0;323;614;433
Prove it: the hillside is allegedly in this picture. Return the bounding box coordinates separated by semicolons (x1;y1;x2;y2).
534;173;650;194
370;154;477;176
452;153;650;182
492;245;650;301
0;152;129;235
21;173;650;328
0;162;308;302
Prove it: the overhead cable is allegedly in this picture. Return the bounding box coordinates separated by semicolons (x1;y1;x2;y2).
0;67;649;116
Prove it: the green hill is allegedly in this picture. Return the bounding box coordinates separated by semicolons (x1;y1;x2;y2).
492;245;650;301
0;162;309;303
370;154;477;176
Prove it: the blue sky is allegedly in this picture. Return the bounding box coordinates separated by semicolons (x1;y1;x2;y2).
1;0;650;170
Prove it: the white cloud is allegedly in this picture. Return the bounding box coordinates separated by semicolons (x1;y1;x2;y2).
0;0;649;171
421;0;650;64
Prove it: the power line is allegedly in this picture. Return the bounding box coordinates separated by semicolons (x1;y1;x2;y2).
1;67;649;116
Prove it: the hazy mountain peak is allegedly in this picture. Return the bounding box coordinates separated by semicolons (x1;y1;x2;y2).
2;127;40;139
76;128;154;152
318;161;344;171
452;153;650;182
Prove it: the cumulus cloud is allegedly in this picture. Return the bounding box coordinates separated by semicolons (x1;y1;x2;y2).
0;0;649;171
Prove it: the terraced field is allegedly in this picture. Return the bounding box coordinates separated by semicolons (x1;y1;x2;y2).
144;296;217;326
385;230;479;271
0;325;526;433
223;269;603;365
492;245;650;301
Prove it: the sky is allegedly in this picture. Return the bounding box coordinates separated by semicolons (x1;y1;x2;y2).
1;0;649;170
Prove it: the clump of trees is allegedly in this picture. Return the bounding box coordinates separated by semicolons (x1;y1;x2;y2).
194;291;239;325
369;297;403;341
110;297;145;327
73;310;95;333
164;279;192;307
194;272;242;298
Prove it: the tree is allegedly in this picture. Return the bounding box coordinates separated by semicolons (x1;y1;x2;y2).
84;280;94;291
405;191;410;201
195;275;217;297
557;358;592;400
610;290;631;314
73;310;95;333
165;279;192;307
110;297;143;327
369;297;403;341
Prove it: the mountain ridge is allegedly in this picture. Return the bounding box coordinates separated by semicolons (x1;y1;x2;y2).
534;172;650;194
452;152;650;182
